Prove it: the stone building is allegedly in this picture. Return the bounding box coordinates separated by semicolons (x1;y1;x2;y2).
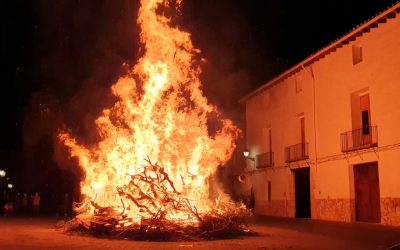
238;3;400;226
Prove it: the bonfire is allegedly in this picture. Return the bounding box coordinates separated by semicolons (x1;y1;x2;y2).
59;0;251;240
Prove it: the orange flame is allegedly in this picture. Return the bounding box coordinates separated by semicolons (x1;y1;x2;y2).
59;0;239;222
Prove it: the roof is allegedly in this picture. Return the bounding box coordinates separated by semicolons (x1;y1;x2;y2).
239;1;400;103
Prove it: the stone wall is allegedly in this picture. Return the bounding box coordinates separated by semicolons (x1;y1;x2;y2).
381;198;400;226
255;199;294;217
313;198;353;222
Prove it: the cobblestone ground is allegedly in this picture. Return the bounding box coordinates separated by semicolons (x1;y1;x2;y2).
0;217;399;250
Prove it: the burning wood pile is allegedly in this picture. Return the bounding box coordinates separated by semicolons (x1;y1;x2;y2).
58;0;252;241
65;158;252;240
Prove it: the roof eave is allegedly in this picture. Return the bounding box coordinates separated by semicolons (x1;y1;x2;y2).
239;1;400;104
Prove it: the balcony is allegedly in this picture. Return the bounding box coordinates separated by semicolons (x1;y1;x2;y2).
285;142;309;163
341;125;378;152
256;152;274;168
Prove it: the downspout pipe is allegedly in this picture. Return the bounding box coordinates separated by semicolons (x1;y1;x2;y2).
302;64;318;171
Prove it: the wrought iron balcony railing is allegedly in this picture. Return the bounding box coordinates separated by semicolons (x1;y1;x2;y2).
285;142;309;163
256;152;274;168
341;125;378;152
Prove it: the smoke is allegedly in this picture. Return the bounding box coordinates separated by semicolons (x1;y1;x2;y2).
179;0;276;121
34;0;140;134
21;0;140;190
22;0;278;193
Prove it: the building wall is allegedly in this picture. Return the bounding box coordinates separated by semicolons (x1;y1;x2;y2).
241;11;400;225
244;65;315;218
313;13;400;225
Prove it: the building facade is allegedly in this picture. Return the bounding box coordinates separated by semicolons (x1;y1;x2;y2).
238;3;400;226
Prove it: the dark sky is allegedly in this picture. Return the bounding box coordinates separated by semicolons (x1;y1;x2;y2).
0;0;398;190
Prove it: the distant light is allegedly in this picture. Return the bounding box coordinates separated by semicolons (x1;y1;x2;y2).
0;170;5;177
7;184;13;189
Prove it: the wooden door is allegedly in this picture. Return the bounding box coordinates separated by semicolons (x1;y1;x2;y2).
354;162;381;223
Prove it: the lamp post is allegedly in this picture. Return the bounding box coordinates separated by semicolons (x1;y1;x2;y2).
0;169;5;178
243;149;255;161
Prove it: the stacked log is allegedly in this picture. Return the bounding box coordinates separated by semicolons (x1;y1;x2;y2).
64;158;254;240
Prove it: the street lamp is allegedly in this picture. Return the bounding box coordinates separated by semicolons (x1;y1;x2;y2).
7;183;13;189
0;169;5;178
243;149;255;161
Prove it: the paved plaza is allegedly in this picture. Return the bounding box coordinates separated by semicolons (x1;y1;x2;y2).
0;216;399;249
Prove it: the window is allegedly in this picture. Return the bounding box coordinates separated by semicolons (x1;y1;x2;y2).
352;45;363;65
295;76;302;93
261;127;272;153
362;110;370;135
346;89;376;151
360;93;371;135
301;117;306;157
350;89;369;130
267;181;271;202
300;117;305;144
258;127;273;168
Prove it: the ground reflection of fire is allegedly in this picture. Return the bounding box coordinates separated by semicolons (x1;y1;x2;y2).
58;0;251;240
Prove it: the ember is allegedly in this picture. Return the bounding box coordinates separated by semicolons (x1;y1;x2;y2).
59;0;251;240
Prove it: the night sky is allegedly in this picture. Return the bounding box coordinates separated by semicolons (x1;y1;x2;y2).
0;0;398;197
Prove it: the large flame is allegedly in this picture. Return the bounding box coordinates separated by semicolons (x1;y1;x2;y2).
59;0;239;223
